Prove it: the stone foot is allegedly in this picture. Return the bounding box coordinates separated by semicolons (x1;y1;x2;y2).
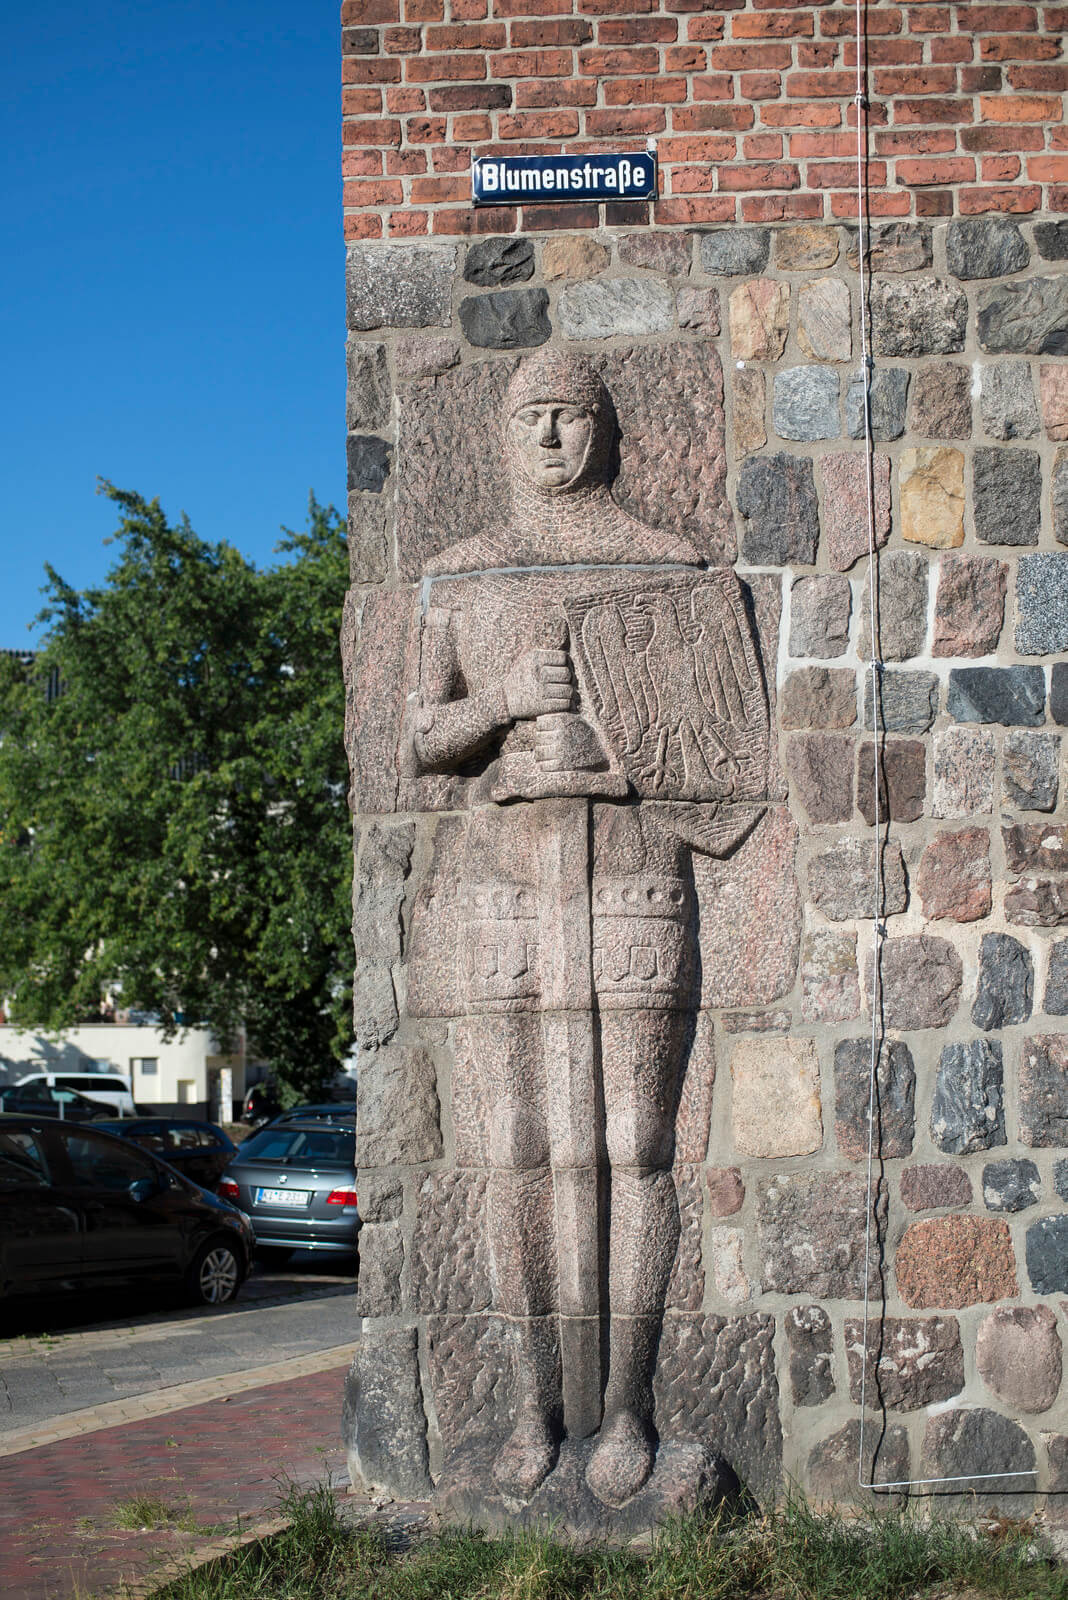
493;1412;558;1501
585;1409;655;1508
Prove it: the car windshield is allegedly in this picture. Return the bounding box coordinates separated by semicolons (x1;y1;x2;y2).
238;1126;354;1167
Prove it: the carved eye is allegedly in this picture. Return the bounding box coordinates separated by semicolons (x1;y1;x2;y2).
515;409;542;428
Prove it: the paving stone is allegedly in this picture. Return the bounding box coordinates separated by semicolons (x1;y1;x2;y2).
781;666;857;730
798;278;851;362
808;836;907;921
1020;1034;1068;1147
845;1316;964;1411
846;221;932;273
776;224;840;270
618;232;693;274
459;288;551;348
900;1164;973;1212
846;367;909;442
931;1038;1005;1154
820;451;891;571
946;216;1029;280
1053;661;1068;722
557;279;672;340
871;933;962;1031
801;929;860;1024
706;1167;744;1218
730;1037;822;1158
807;1421;910;1507
789;574;851;658
932;553;1006;658
785;1306;834;1407
978;276;1068;355
897;1216;1017;1308
835;1037;915;1162
346;340;391;430
915;826;991;923
979;361;1041;440
347;433;391;493
394;334;461;381
758;1172;880;1298
347;242;456;331
737;452;819;565
1026;1215;1068;1293
1034;221;1068;261
463;236;534;286
1006;877;1068;927
541;236;609;281
906;362;972;438
1040;364;1068;440
972;932;1034;1030
977;1305;1061;1414
731;366;766;460
872;277;967;356
899;446;965;548
773;366;840;442
699;227;769;276
1045;940;1068;1013
921;1408;1034;1511
1004;730;1060;812
1016;552;1068;654
856;739;926;825
974;445;1042;547
728;278;789;361
982;1159;1041;1214
932;727;996;817
947;666;1045;726
863;669;939;734
1004;821;1068;874
676;287;719;332
787;732;855;823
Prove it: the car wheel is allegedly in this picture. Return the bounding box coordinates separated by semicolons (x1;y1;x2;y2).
187;1238;243;1306
255;1246;292;1267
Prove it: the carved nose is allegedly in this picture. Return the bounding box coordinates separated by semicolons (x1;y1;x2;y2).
536;412;557;446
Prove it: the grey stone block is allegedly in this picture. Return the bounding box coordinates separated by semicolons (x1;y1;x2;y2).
1045;940;1068;1014
979;362;1040;440
1054;1157;1068;1198
347;242;456;331
835;1037;915;1161
785;1306;834;1407
789;574;851;658
946;217;1029;280
972;932;1034;1030
1035;221;1068;261
1003;730;1060;812
699;227;769;276
978;276;1068;355
930;1038;1005;1156
982;1159;1040;1213
973;446;1041;547
1026;1215;1068;1293
1054;451;1068;545
463;236;534;286
1016;553;1068;655
864;670;939;734
922;1408;1035;1511
347;434;391;493
872;277;967;356
737;452;819;565
773;366;840;442
557;279;673;340
947;666;1045;726
846;367;909;441
459;288;551;348
346;341;391;430
1052;662;1068;725
343;1330;433;1497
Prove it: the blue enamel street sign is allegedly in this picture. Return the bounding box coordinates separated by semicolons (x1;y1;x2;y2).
472;151;657;206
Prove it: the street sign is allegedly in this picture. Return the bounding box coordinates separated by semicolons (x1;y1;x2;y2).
472;151;657;207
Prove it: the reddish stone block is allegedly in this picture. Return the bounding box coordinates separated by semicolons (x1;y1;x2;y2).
915;826;993;923
897;1217;1017;1308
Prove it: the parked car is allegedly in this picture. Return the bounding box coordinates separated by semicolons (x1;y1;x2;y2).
0;1116;253;1306
14;1071;136;1116
249;1102;355;1136
217;1119;358;1264
93;1118;238;1189
242;1081;281;1127
0;1084;112;1123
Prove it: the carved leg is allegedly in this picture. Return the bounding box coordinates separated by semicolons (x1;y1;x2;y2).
586;1008;687;1507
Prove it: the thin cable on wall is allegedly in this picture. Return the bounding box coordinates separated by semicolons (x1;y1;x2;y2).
850;0;1034;1496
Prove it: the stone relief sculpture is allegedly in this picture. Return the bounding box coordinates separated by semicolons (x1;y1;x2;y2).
402;350;770;1515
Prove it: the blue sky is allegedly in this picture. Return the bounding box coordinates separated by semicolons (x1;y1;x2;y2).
2;1;344;645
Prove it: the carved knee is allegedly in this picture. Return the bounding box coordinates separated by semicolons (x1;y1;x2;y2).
605;1103;673;1169
486;1094;550;1169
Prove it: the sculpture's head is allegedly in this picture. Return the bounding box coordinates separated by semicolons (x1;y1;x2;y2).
504;351;614;497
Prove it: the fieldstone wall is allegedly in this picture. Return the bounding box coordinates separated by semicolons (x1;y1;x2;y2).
343;212;1068;1515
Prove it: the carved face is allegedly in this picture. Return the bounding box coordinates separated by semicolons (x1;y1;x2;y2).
507;402;595;493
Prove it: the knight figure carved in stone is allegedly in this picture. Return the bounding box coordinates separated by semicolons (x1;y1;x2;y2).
406;350;769;1509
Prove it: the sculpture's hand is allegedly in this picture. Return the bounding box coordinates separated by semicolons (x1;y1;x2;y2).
503;649;574;720
534;713;608;773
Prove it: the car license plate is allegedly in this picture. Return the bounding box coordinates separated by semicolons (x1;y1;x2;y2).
256;1187;312;1208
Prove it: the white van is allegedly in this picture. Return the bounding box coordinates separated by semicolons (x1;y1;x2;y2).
15;1071;136;1116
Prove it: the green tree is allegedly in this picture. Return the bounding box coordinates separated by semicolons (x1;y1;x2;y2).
0;485;353;1098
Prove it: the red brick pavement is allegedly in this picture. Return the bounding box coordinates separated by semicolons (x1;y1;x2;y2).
0;1365;350;1600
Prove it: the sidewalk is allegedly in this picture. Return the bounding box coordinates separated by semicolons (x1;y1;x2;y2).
0;1348;360;1600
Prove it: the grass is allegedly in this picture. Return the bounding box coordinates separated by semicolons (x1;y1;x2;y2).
149;1483;1068;1600
111;1493;202;1533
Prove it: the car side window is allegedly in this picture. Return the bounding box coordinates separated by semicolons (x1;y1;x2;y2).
0;1131;51;1188
129;1130;166;1155
64;1132;159;1191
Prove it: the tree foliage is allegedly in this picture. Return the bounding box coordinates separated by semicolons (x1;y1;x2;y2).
0;485;353;1097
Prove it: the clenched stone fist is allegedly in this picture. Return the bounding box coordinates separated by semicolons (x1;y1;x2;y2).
503;648;574;720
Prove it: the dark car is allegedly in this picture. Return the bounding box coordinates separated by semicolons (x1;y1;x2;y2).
0;1116;254;1306
251;1102;355;1135
93;1119;238;1189
242;1082;281;1128
0;1084;112;1123
218;1119;358;1264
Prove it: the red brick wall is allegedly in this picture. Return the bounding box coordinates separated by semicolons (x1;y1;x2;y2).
342;0;1068;236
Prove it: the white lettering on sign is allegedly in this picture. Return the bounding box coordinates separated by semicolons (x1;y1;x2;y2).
473;153;655;205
